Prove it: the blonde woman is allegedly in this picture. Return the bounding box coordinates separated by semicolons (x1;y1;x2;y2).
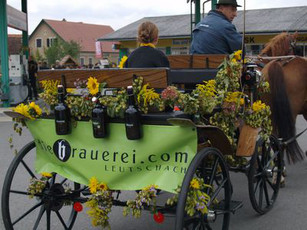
125;21;169;68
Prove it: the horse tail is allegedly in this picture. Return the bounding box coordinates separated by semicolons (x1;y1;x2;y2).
267;61;304;163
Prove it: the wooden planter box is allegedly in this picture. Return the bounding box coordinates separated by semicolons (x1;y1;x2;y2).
236;125;260;157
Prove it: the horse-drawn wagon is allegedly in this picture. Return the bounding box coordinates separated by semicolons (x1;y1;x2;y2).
2;49;289;230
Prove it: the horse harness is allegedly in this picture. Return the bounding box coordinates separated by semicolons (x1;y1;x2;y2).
257;55;298;67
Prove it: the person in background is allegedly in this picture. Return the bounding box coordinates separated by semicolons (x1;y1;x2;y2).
125;21;169;68
190;0;242;54
27;57;38;101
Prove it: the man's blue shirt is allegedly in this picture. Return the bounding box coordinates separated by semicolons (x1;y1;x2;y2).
190;10;242;54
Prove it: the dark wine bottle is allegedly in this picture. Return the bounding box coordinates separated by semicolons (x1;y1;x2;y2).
54;85;71;135
124;86;142;140
92;97;108;138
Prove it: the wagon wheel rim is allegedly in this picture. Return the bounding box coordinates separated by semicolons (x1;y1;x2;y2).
1;141;81;230
248;136;282;214
176;147;231;230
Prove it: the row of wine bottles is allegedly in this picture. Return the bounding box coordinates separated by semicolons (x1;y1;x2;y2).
54;85;142;140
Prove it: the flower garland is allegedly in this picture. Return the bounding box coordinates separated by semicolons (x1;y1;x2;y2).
86;177;113;229
167;177;212;216
123;185;159;218
27;172;52;198
13;50;272;148
209;50;272;148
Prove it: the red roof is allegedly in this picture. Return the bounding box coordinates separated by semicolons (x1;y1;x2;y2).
8;34;22;54
44;19;116;53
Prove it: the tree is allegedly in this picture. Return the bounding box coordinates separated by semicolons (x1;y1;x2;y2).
35;49;44;62
44;38;81;66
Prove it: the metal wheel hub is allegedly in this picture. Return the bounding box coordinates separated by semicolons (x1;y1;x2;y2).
204;210;216;223
265;168;273;177
43;183;65;211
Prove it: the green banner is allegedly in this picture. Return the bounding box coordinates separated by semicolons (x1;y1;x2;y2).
26;119;197;193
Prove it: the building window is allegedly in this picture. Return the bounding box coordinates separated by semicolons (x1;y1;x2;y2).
46;37;57;47
36;38;42;48
172;39;190;45
171;47;188;55
80;57;85;66
89;57;93;65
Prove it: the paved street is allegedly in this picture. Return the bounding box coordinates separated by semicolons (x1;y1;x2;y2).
0;110;306;229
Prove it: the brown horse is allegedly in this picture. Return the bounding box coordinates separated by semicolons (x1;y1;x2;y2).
259;32;307;163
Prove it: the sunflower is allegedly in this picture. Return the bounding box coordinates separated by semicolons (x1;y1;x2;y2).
13;103;31;119
29;102;42;116
87;77;99;95
98;182;108;191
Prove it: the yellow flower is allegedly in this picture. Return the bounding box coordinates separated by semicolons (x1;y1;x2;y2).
28;102;42;116
91;219;98;227
233;50;242;61
224;91;242;103
66;88;75;94
197;80;217;97
13;103;32;119
29;102;35;108
143;184;159;190
190;178;200;189
89;177;99;194
138;84;160;106
41;80;60;95
231;58;237;63
144;90;159;104
98;182;108;191
252;100;266;112
41;172;52;178
87;77;99;95
118;55;128;68
240;98;244;105
33;104;42;115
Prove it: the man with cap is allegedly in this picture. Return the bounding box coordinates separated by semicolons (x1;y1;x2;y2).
190;0;242;54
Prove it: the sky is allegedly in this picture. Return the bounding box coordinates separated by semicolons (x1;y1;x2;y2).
7;0;307;34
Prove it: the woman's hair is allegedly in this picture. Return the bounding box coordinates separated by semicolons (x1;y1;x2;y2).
137;21;159;43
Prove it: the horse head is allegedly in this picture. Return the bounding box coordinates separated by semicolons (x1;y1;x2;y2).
260;32;298;57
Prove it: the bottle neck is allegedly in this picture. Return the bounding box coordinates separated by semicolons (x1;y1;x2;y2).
58;93;65;103
128;94;135;106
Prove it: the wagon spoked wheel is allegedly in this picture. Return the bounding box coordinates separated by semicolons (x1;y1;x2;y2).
1;141;81;230
248;135;282;214
175;147;232;230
